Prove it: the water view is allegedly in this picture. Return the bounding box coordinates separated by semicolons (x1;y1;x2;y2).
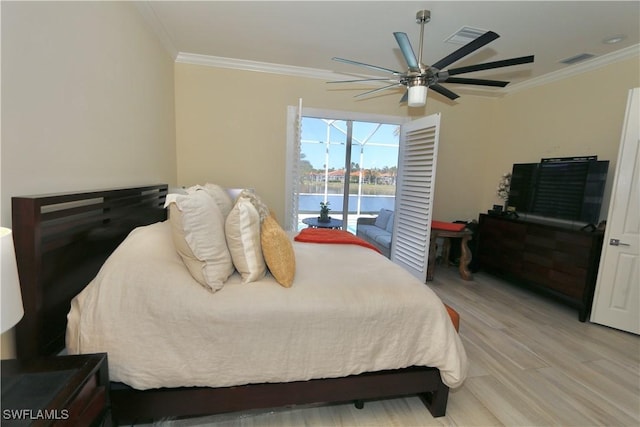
298;193;395;214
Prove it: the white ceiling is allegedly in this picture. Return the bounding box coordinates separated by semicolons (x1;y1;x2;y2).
140;1;640;97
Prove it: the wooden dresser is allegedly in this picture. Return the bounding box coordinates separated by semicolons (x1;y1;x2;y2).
476;214;604;321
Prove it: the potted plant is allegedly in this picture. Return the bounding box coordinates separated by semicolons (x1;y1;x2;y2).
319;201;331;223
496;173;511;203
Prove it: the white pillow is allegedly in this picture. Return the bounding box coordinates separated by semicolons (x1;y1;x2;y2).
185;183;233;218
238;189;270;222
168;191;234;292
225;197;266;283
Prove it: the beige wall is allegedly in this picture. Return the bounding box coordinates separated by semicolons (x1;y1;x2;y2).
1;1;177;227
175;57;638;225
432;96;497;221
485;57;640;220
175;64;405;224
0;1;177;358
175;63;495;223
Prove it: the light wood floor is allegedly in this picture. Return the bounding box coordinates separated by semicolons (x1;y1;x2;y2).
148;268;640;427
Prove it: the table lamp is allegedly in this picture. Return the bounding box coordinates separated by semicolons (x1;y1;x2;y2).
1;227;24;334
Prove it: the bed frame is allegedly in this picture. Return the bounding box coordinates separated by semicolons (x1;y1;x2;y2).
11;184;450;424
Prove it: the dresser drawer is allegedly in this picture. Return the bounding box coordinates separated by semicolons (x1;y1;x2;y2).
477;214;604;321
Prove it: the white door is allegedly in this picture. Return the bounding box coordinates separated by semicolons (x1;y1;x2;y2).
591;88;640;334
391;113;441;281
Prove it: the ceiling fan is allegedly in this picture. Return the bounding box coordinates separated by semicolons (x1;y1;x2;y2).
330;10;534;107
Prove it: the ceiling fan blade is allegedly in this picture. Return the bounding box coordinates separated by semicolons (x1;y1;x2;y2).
327;78;396;84
393;32;420;70
430;84;460;100
431;31;499;70
355;83;403;98
442;77;509;87
400;90;408;103
332;57;401;75
446;55;534;76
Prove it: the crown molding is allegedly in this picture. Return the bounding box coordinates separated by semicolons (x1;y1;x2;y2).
504;44;640;95
176;44;640;97
176;53;345;82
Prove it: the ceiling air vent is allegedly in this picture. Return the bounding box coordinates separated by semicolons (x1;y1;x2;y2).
445;26;488;44
560;53;596;65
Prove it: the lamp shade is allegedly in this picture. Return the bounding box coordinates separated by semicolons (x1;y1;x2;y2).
1;227;24;333
408;85;428;107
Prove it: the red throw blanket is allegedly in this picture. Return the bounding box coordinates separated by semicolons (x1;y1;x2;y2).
294;228;382;254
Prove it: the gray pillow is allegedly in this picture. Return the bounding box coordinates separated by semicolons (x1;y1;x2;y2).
385;212;395;233
374;209;393;229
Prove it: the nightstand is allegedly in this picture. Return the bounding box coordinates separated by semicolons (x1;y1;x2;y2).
1;353;111;426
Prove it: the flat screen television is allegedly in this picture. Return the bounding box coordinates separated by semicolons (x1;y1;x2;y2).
507;156;609;225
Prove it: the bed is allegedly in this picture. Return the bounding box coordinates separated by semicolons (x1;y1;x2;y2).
11;184;467;424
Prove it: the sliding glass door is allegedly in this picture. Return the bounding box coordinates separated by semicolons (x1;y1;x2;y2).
287;106;441;280
296;116;399;233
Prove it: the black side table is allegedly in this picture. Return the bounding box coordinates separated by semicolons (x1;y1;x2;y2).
302;217;343;229
1;353;111;426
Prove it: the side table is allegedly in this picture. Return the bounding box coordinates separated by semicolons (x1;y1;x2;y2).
428;228;473;281
1;353;111;426
302;217;343;229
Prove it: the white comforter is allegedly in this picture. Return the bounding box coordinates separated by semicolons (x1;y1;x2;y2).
66;221;468;390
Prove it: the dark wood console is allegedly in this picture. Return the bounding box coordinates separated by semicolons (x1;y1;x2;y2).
476;214;604;321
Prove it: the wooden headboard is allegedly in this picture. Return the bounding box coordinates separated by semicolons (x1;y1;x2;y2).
11;184;168;359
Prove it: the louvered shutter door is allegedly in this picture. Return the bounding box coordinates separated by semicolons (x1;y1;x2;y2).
284;101;303;231
391;113;441;281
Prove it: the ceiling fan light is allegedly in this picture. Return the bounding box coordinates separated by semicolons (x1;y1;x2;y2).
408;85;427;107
